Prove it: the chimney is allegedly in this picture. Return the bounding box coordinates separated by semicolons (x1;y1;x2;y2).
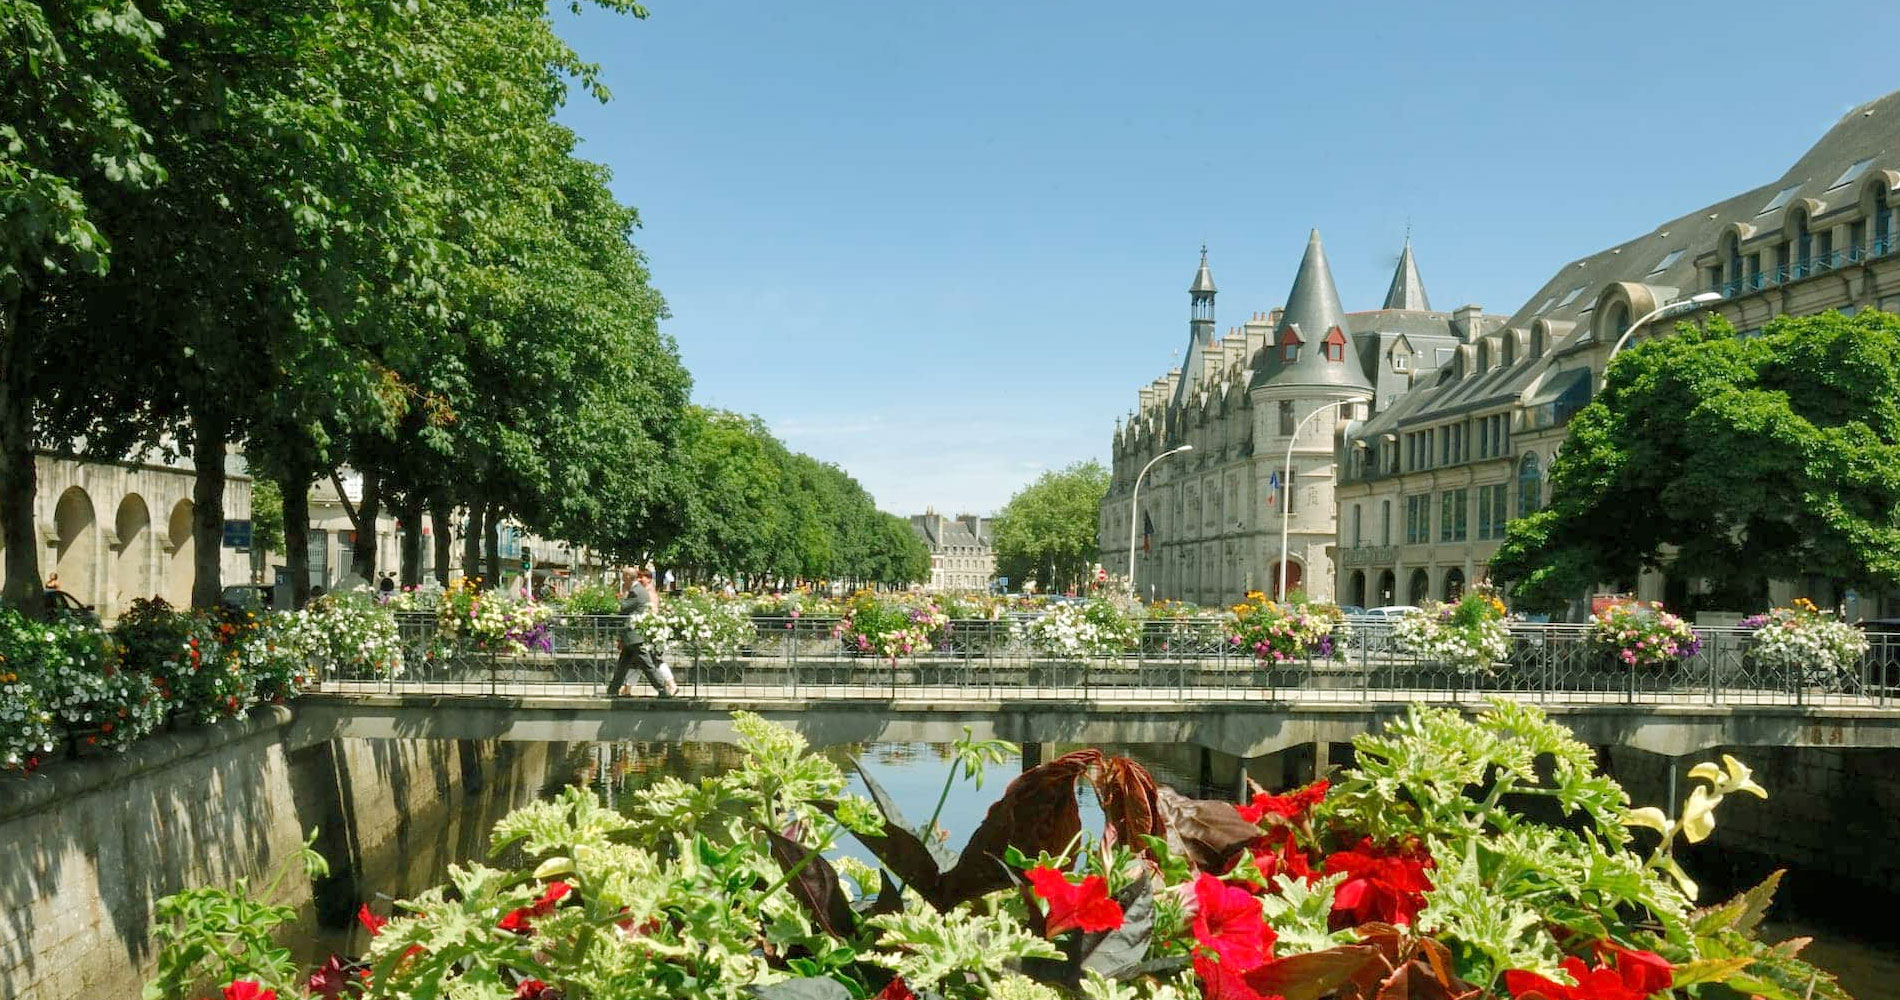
1453;304;1484;343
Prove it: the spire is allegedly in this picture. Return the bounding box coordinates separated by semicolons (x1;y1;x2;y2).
1175;247;1218;409
1250;229;1373;394
1189;244;1217;295
1382;237;1431;311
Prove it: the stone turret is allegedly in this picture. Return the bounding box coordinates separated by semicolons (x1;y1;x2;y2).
1174;247;1219;408
1250;230;1374;395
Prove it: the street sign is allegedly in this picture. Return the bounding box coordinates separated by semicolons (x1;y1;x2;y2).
222;520;253;549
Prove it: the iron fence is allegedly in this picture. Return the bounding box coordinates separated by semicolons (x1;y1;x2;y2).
317;615;1900;708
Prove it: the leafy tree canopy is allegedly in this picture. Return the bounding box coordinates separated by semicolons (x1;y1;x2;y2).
1491;310;1900;611
993;460;1109;593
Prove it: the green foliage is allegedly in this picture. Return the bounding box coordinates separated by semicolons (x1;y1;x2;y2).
865;906;1062;993
559;582;622;616
1493;310;1900;610
994;461;1111;593
142;831;328;1000
248;478;284;558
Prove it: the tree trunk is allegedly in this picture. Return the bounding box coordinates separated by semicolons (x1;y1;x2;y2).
190;409;228;609
0;297;42;614
483;502;501;591
346;466;381;585
462;500;484;583
396;496;423;588
281;467;312;608
430;492;453;587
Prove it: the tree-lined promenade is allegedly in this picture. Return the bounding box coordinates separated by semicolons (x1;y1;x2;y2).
1;0;926;613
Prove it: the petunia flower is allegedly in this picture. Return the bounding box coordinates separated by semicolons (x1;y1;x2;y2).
222;982;277;1000
1504;947;1672;1000
874;976;918;1000
499;879;575;934
1324;838;1434;929
1024;866;1125;938
1191;872;1277;969
357;904;388;937
1236;779;1329;825
308;956;353;998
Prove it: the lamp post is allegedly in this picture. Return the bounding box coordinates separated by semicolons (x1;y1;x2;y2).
1278;397;1368;600
1127;444;1192;595
1604;292;1723;374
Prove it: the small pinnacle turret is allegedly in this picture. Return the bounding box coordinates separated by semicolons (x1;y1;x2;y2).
1382;238;1431;311
1174;247;1219;408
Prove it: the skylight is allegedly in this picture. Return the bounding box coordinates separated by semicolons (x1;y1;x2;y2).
1534;296;1556;315
1557;285;1587;307
1648;249;1685;276
1827;157;1876;191
1757;184;1801;216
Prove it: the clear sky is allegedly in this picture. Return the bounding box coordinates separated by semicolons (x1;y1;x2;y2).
549;0;1900;517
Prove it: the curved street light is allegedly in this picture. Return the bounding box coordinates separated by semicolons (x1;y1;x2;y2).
1127;444;1191;596
1278;398;1369;600
1604;291;1723;371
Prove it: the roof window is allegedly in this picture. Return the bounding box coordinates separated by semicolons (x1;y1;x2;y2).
1827;157;1876;191
1648;249;1685;275
1557;285;1587;307
1757;184;1802;216
1534;296;1557;315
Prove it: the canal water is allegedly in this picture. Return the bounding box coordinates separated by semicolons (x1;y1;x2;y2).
299;739;1899;1000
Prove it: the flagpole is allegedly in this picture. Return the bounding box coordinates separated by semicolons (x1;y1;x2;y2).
1129;444;1192;598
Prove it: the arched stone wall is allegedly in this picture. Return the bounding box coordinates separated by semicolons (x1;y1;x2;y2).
52;487;99;607
166;499;195;607
113;494;153;617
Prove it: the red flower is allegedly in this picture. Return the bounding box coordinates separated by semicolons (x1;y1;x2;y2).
1237;779;1329;825
1508;945;1673;1000
1024;866;1125;938
1194;952;1285;1000
1191;873;1277;970
357;904;388;936
222;982;277;1000
874;977;918;1000
514;979;556;999
308;955;352;998
1323;838;1433;929
499;880;574;934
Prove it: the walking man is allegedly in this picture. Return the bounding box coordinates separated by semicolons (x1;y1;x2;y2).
608;566;678;698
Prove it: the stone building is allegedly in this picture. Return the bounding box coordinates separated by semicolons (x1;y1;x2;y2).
1335;90;1900;617
1102;237;1501;605
909;511;994;592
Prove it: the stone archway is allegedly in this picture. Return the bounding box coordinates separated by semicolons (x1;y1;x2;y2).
113;494;153;617
1268;561;1303;600
53;487;98;608
1444;567;1466;601
1347;570;1366;609
1377;570;1396;606
1408;568;1431;605
165;499;194;607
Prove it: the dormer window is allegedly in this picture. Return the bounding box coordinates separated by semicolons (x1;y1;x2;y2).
1277;326;1303;364
1322;326;1348;363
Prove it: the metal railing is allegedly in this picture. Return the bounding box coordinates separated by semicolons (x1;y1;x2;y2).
1717;235;1899;299
313;615;1900;709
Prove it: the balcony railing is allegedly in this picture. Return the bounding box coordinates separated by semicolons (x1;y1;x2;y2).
1717;234;1898;299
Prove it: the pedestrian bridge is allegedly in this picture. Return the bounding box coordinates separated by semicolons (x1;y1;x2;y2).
288;683;1900;758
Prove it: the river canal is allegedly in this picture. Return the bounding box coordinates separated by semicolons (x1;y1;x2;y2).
295;739;1900;1000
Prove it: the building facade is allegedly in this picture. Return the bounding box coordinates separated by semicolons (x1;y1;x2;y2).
1335;90;1900;618
1102;237;1501;606
909;512;994;592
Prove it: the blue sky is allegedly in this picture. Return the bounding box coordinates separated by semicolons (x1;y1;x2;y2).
550;0;1900;516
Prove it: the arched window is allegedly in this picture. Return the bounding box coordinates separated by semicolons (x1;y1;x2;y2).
1724;233;1742;293
1795;213;1813;276
1517;453;1542;517
1477;341;1491;372
1501;333;1516;366
1348;571;1367;608
1605;302;1630;345
1443;567;1465;601
1407;568;1430;605
1529;326;1545;358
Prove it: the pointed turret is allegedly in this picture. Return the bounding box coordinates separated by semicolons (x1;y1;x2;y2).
1382;239;1431;311
1174;246;1218;409
1250;230;1373;394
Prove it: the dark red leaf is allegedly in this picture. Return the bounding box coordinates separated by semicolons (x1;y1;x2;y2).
936;750;1094;907
764;829;857;939
1242;946;1382;1000
1155;787;1261;872
1090;755;1162;851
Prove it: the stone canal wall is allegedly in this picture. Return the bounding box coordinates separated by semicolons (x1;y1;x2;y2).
0;711;563;1000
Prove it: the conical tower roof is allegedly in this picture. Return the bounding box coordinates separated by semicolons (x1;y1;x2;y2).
1189;245;1217;294
1250;230;1374;394
1382;239;1430;311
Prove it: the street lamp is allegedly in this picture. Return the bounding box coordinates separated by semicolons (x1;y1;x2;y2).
1605;291;1723;365
1278;397;1369;600
1127;444;1192;594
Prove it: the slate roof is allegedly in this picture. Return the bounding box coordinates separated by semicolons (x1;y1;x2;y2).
1190;247;1217;294
1382;241;1431;311
910;514;991;551
1251;230;1376;395
1349;89;1900;442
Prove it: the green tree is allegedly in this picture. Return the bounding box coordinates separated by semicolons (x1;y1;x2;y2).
1491;310;1900;612
992;460;1109;593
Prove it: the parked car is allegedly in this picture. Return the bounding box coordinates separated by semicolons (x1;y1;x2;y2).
219;584;276;613
43;589;99;626
1345;605;1416;653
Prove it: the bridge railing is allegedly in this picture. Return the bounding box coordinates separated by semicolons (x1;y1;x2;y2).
326;615;1900;707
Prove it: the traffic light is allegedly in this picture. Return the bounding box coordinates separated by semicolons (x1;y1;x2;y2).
521;545;532;570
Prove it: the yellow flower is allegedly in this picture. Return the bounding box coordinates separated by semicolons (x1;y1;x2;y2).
1688;754;1768;800
1622;806;1674;838
1679;784;1720;843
